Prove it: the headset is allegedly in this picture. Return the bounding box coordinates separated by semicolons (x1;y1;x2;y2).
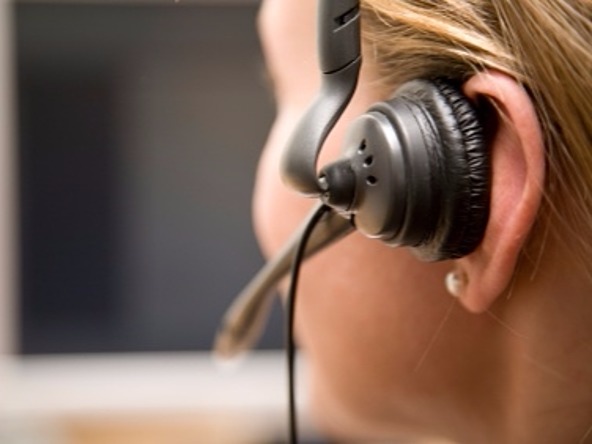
215;0;491;359
215;1;491;441
283;0;490;262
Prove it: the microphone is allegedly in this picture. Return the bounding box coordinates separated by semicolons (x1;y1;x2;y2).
213;204;354;360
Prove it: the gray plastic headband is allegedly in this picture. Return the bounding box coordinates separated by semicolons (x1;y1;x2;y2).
280;0;361;196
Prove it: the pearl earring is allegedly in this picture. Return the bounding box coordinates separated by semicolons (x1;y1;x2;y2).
445;270;467;298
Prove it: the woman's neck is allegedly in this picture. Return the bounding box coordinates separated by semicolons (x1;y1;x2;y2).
487;249;592;444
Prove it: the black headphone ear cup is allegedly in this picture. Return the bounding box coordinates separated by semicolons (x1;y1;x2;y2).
395;78;490;259
324;78;490;260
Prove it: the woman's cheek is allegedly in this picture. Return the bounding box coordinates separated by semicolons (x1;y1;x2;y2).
252;107;316;258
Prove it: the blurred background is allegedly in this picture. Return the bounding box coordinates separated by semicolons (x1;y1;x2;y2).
0;0;321;442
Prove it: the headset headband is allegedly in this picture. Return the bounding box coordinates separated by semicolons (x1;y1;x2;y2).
280;0;361;196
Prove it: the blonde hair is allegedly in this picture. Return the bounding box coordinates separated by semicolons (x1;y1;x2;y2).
360;0;592;273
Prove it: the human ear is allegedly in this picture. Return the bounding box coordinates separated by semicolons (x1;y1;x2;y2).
453;70;545;313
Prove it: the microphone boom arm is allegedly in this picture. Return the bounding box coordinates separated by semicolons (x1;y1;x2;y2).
214;206;354;360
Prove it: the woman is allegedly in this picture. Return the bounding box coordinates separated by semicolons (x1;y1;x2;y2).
254;0;592;442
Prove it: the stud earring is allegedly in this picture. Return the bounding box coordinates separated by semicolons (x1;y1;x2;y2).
445;270;467;298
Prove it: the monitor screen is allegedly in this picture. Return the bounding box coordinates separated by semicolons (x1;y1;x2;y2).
15;1;281;354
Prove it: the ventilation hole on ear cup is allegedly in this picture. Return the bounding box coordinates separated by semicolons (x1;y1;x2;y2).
366;175;377;186
358;140;367;153
363;156;374;167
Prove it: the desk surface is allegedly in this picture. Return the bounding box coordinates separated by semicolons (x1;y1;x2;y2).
0;351;315;443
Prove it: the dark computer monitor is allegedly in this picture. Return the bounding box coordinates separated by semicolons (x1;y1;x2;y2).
14;0;281;354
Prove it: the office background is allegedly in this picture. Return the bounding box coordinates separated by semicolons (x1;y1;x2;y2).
0;2;328;443
16;0;282;354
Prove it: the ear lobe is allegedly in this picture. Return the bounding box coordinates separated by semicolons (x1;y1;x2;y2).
454;71;545;313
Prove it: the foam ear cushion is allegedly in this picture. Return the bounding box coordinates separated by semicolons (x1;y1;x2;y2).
396;79;490;259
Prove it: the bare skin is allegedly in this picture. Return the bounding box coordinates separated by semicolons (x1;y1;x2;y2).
253;1;592;442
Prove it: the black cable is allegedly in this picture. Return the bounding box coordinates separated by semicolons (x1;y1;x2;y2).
286;204;332;444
